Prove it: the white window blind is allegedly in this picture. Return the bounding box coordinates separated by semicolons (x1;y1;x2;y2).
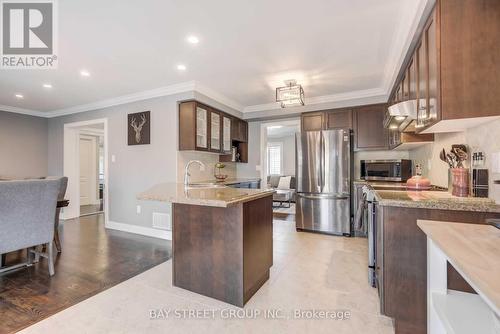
267;143;282;175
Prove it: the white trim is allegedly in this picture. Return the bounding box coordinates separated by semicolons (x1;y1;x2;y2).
106;221;172;240
49;81;197;117
79;127;105;136
194;81;244;112
0;104;46;117
243;87;387;113
380;0;432;94
63;118;109;225
1;0;431;120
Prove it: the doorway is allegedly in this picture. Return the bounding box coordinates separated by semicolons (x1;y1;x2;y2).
63;119;108;222
260;119;300;219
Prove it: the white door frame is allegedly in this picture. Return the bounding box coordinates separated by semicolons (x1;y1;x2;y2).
259;119;300;185
63;118;109;225
79;134;99;206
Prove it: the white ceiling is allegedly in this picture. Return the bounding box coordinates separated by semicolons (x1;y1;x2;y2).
0;0;428;117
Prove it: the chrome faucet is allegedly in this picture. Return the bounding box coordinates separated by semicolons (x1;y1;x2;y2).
184;160;205;186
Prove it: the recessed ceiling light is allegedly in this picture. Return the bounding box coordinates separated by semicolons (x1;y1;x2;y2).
80;70;90;77
177;64;187;71
43;83;52;88
186;35;199;44
15;94;24;99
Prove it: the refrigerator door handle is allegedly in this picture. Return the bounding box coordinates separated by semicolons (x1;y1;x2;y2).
320;131;325;192
297;193;349;200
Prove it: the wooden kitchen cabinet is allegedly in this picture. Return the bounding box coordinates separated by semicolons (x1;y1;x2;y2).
301;112;324;131
353;104;388;151
325;109;352;129
209;109;222;152
377;205;500;334
222;116;232;154
179;101;247;158
389;1;500;133
231;118;248;142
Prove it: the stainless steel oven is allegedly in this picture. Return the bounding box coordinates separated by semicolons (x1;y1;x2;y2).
360;159;412;182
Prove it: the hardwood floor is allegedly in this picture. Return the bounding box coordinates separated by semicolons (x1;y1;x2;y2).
0;214;171;334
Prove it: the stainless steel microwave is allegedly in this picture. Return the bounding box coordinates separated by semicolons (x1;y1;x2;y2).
360;159;413;182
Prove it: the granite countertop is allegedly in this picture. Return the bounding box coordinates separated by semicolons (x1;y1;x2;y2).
355;179;500;212
417;220;500;315
375;189;500;213
137;182;274;207
199;177;261;185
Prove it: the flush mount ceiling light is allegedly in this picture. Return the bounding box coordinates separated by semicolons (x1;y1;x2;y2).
276;80;304;108
177;64;187;71
80;70;90;77
43;83;52;88
15;94;23;99
268;125;283;129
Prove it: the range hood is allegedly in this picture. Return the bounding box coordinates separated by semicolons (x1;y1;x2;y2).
384;100;417;131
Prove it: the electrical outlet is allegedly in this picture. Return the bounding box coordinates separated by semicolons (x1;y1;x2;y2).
111;155;116;163
256;165;261;171
427;159;432;171
136;205;141;214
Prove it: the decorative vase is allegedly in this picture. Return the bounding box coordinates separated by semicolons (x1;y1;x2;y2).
451;168;470;197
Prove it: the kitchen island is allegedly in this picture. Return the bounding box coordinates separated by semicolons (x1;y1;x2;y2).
138;183;274;307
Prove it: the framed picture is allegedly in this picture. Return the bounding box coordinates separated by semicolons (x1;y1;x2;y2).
128;111;151;145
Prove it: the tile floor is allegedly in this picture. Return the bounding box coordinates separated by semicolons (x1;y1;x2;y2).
18;220;394;334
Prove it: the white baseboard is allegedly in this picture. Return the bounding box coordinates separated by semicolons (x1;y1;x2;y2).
106;221;172;240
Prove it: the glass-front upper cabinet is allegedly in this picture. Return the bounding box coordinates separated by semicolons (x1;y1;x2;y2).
210;110;221;152
196;106;208;149
223;116;231;153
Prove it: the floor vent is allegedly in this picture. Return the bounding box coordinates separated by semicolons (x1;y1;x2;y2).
152;212;171;230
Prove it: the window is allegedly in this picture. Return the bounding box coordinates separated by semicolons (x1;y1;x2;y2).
267;142;283;175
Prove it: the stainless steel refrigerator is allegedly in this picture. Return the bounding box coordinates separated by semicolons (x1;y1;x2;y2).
295;129;352;236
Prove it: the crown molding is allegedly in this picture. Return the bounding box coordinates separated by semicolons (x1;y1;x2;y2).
193;81;244;112
2;0;427;121
47;81;198;118
0;104;46;117
243;87;387;113
380;0;431;95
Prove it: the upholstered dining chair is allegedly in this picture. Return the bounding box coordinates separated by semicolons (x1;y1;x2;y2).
45;176;68;252
0;179;60;276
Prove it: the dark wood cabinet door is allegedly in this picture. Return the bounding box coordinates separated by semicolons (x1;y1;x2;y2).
426;12;439;125
354;104;388;151
231;118;240;141
301;112;324;131
195;104;209;150
416;39;428;129
401;75;408;101
208;109;222;152
408;56;417;100
239;120;248;142
325;109;352;129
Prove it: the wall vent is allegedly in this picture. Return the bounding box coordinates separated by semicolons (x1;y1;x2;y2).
152;212;171;230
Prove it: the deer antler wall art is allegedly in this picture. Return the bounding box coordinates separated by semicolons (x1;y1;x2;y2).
127;111;150;145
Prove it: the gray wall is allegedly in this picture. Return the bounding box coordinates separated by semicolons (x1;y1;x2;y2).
47;91;241;230
0;111;48;178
